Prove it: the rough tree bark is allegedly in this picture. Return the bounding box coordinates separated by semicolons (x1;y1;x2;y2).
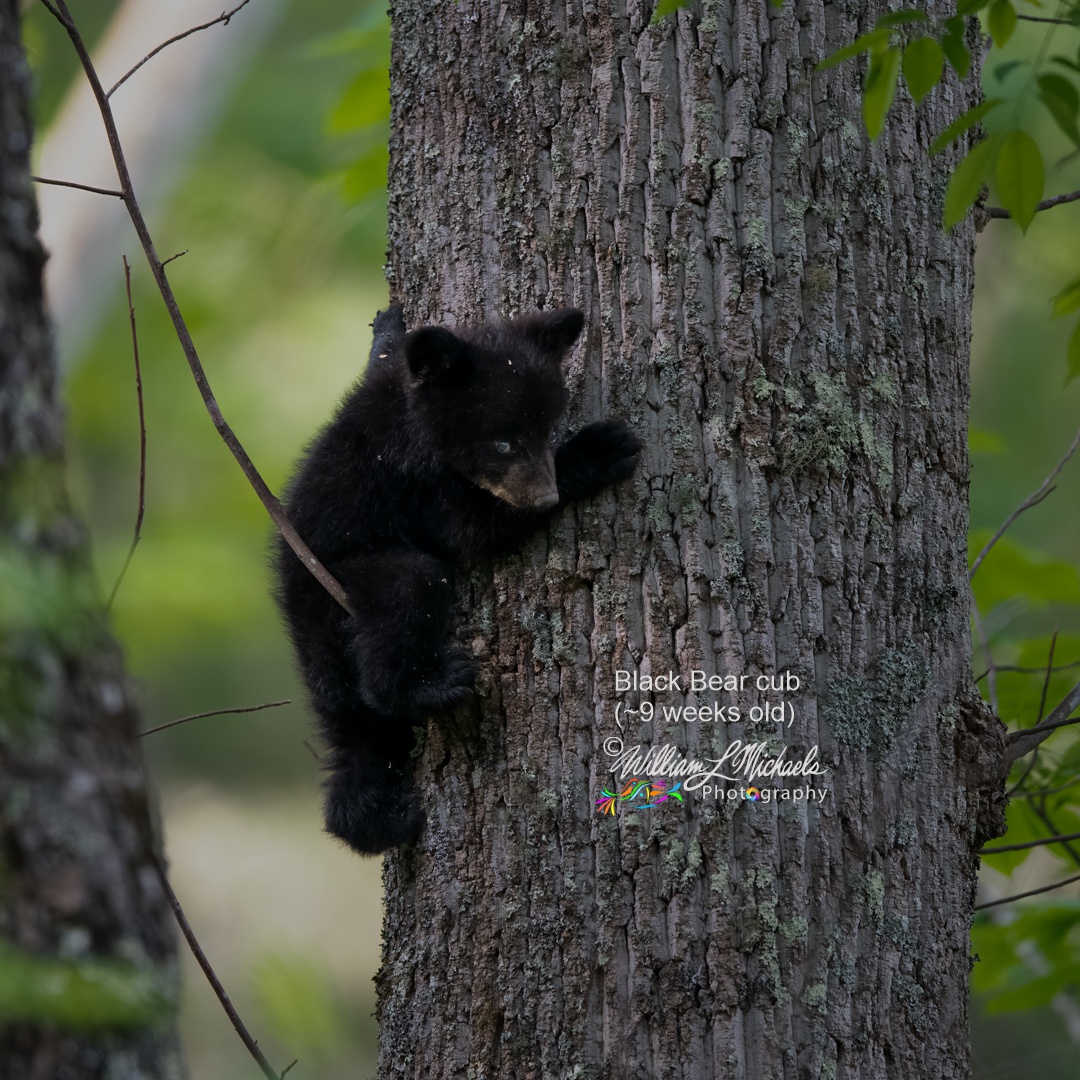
379;1;1005;1077
0;5;180;1076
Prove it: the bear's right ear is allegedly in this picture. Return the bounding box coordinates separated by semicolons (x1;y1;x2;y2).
405;327;470;383
516;308;585;359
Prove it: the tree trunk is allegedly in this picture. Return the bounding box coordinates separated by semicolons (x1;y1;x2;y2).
0;4;181;1076
379;1;1004;1077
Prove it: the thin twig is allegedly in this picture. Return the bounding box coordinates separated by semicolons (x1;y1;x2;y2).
152;855;281;1080
971;588;999;716
969;423;1080;580
1007;679;1080;763
1016;14;1080;25
976;658;1080;682
31;174;123;199
107;257;147;611
982;830;1080;856
1018;774;1080;799
975;870;1080;910
988;190;1080;217
138;699;291;738
1033;802;1080;867
302;739;323;763
106;0;255;98
1037;632;1059;725
162;249;189;267
41;0;354;616
281;1061;298;1079
1005;632;1058;797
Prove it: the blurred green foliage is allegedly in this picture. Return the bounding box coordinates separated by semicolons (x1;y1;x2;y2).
0;943;174;1029
251;952;352;1062
25;0;392;789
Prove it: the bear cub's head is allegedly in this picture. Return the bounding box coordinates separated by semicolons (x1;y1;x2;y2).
402;308;584;512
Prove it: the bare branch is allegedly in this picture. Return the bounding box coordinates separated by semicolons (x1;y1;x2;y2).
281;1061;298;1079
1037;631;1059;725
969;423;1080;580
971;589;998;716
153;855;282;1080
976;658;1080;682
988;190;1080;219
1007;679;1080;764
981;830;1080;856
975;870;1080;911
1018;774;1080;799
107;257;147;611
1016;14;1080;25
106;0;255;99
1005;632;1058;797
138;699;291;738
40;0;355;616
162;249;189;267
31;174;123;199
1031;801;1080;868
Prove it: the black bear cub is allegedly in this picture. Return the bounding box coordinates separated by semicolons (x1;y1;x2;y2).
274;305;640;855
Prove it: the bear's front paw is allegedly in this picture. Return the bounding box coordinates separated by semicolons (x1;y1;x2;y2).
413;646;478;714
556;420;642;501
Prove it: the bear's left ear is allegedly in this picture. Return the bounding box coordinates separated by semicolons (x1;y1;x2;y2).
517;308;585;359
405;326;470;383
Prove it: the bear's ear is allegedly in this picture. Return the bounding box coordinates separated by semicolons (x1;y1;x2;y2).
405;326;470;383
517;308;585;359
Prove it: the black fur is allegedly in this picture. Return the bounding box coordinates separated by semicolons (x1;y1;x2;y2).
274;306;641;854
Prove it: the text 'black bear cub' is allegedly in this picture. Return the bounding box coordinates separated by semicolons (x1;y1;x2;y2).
274;306;641;855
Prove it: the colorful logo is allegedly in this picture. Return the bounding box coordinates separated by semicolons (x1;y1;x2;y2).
744;787;761;801
596;777;684;815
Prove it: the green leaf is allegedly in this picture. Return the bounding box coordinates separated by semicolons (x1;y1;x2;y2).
1068;320;1080;385
995;129;1044;232
1053;55;1080;76
988;971;1072;1014
943;135;999;228
816;29;891;71
930;98;1004;155
968;533;1080;609
942;16;971;78
987;0;1017;47
341;138;390;201
1037;73;1080;147
903;38;944;105
1052;274;1080;318
327;66;390;134
980;799;1047;875
651;0;688;21
968;427;1003;453
994;59;1028;82
874;9;929;28
863;47;902;139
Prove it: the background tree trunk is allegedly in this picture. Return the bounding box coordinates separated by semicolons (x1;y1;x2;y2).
380;1;1003;1076
0;4;180;1076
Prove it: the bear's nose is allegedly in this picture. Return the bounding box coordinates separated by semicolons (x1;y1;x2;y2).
533;490;559;511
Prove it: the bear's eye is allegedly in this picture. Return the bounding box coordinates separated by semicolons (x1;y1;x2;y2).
494;440;513;456
547;431;558;446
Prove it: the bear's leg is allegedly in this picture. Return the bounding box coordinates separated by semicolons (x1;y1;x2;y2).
336;549;476;717
319;714;426;854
